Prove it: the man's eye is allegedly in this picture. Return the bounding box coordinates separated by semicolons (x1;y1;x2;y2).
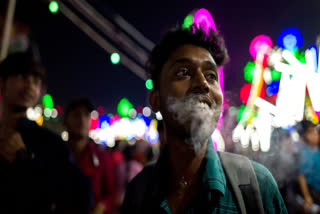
176;68;190;77
206;73;217;81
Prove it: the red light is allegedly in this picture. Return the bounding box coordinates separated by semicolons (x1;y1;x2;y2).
90;118;99;130
56;105;63;115
97;106;104;116
240;84;252;104
136;106;143;114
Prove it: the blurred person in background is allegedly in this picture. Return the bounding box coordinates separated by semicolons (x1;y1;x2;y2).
64;98;116;214
296;120;320;213
0;52;92;214
261;128;299;213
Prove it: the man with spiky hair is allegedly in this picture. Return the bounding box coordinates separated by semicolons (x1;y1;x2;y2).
121;26;287;214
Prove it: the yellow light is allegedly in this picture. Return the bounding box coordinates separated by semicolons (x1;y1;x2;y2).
36;115;44;126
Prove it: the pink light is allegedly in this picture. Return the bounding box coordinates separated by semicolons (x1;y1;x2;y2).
249;35;273;60
217;67;224;129
193;8;217;34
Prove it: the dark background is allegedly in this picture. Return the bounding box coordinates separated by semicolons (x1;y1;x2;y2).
1;0;320;114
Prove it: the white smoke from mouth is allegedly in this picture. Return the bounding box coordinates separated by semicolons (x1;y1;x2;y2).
166;94;221;154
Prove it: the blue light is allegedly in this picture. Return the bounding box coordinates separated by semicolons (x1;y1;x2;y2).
146;129;159;144
141;115;151;127
309;45;318;73
266;81;280;96
277;27;303;51
99;115;110;128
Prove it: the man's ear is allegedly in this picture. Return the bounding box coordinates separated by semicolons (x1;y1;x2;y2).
149;90;160;113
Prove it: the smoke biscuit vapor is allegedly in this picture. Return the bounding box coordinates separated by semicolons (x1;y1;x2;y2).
166;94;221;153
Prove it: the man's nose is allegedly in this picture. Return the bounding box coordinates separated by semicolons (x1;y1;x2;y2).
190;70;209;94
24;76;34;89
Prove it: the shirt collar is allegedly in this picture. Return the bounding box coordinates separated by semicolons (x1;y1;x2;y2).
201;139;227;196
153;139;227;198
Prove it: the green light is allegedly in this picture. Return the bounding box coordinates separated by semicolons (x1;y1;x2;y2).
297;51;306;63
244;61;255;83
110;53;120;64
117;98;133;118
145;79;153;90
49;1;59;14
271;70;281;81
182;14;194;29
42;94;53;110
237;105;246;122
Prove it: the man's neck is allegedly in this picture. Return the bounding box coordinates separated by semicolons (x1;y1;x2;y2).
167;134;208;185
68;136;88;158
0;103;26;130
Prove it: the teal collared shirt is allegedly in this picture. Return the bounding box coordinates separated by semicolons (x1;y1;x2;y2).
122;141;288;214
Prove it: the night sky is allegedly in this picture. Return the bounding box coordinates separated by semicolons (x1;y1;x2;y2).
4;0;320;114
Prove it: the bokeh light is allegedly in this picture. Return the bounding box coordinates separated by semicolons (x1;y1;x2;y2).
240;83;252;104
42;94;53;110
271;70;281;81
49;1;59;14
244;61;255;83
182;14;194;29
249;35;273;60
145;79;153;90
143;107;151;117
110;53;120;64
117;98;133;118
277;27;303;51
193;8;217;34
266;81;280;96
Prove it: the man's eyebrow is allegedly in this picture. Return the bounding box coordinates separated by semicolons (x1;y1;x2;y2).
168;58;193;68
203;60;218;71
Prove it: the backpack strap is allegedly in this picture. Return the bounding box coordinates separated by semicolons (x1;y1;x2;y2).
218;152;264;214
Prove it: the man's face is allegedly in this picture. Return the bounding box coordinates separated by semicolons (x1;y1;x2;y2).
65;106;91;139
305;127;319;147
153;44;223;151
1;74;42;109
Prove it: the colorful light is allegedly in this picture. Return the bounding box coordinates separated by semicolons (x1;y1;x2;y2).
110;53;120;64
56;105;63;115
99;115;110;128
277;27;303;51
42;94;53;110
145;79;153;90
237;105;246;122
51;108;58;118
193;8;217;34
36;115;44;126
90;118;99;130
143;107;151;117
249;35;273;60
240;83;252;104
44;108;52;118
244;62;255;83
182;14;194;29
129;109;137;118
117;98;133;118
97;106;104;116
270;70;281;81
309;45;318;73
266;81;280;96
49;1;59;14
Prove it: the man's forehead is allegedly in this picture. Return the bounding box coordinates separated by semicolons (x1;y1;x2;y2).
166;44;216;66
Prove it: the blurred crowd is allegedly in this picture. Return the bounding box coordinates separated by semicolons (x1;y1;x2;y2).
257;120;320;214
